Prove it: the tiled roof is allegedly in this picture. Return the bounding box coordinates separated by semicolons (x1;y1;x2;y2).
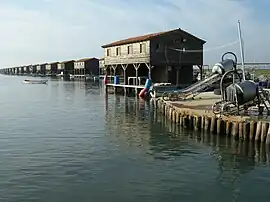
60;60;75;64
75;57;97;62
102;28;206;48
48;62;59;65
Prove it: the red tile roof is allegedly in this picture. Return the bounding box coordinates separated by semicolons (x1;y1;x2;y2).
75;57;97;62
61;60;75;64
102;28;206;48
48;62;59;65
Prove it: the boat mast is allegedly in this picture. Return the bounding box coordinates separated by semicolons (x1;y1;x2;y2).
237;20;245;80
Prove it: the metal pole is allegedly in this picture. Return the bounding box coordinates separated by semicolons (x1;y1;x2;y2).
238;20;245;80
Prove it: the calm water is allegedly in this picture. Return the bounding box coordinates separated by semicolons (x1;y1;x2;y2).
0;75;270;202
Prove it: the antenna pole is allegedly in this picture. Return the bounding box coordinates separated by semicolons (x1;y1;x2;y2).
238;20;245;80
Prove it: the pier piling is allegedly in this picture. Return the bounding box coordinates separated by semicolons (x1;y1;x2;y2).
154;97;270;145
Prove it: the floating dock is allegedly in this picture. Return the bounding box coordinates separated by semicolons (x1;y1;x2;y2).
154;92;270;144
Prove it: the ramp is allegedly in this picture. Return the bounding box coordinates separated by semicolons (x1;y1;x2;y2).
162;73;222;101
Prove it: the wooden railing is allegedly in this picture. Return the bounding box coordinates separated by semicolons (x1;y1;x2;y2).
99;75;147;86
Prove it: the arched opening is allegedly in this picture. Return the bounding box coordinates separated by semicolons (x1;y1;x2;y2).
137;63;149;85
105;66;113;75
138;63;149;77
115;65;124;76
126;64;136;85
115;65;124;84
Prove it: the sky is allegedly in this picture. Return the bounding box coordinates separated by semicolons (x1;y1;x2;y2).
0;0;270;68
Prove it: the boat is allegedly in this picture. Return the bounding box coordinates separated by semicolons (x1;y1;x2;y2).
69;74;75;80
23;79;48;84
85;74;99;82
149;83;179;98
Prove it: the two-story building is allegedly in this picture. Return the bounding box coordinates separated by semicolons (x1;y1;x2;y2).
31;64;37;74
36;64;41;73
74;58;99;76
25;65;30;74
101;28;206;87
99;58;105;75
40;63;47;75
20;66;25;74
58;60;74;76
45;62;59;75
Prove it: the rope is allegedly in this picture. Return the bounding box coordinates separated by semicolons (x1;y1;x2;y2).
169;40;240;53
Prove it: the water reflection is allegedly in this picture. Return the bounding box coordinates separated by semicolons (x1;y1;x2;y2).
104;95;270;201
105;95;270;164
152;112;270;201
104;96;153;152
2;77;270;202
154;109;270;165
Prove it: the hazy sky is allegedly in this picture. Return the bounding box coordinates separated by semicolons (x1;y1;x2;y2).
0;0;269;68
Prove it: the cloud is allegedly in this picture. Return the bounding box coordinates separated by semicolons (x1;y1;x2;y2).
0;0;269;68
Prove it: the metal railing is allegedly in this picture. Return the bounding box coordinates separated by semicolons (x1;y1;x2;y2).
99;75;147;86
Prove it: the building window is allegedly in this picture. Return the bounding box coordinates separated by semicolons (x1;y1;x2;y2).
127;45;132;54
156;43;160;50
140;43;146;53
174;38;187;43
116;47;121;56
107;49;111;56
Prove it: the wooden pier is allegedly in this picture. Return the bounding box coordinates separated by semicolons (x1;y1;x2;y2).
106;83;145;95
153;92;270;144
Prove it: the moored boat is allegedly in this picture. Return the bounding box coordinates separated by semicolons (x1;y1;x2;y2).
149;83;179;98
85;74;99;81
23;79;48;84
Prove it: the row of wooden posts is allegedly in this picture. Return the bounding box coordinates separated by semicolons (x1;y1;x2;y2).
154;98;270;144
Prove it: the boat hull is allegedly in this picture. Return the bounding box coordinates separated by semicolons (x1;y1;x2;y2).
149;83;179;98
23;80;48;84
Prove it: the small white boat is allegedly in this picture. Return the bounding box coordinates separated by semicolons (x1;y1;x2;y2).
85;74;99;81
69;74;75;80
149;83;178;98
23;79;48;84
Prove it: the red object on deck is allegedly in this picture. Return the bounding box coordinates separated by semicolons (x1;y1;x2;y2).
139;88;147;98
104;74;108;85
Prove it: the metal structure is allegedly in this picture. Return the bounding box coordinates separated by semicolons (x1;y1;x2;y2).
210;52;270;115
162;52;270;115
212;70;270;116
162;52;239;101
161;51;270;115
